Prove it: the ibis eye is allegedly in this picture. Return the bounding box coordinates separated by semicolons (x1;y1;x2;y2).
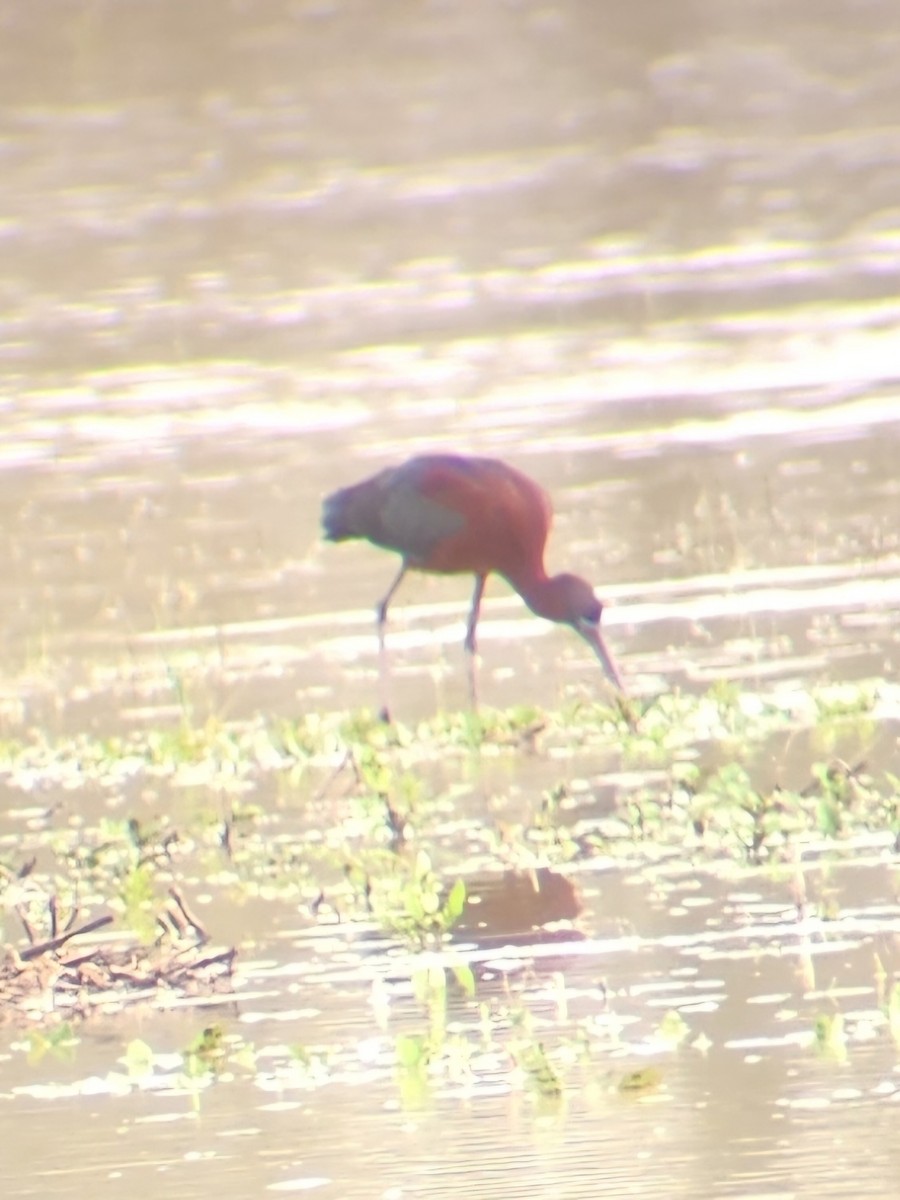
583;597;602;625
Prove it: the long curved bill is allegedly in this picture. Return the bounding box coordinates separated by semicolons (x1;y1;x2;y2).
576;619;626;693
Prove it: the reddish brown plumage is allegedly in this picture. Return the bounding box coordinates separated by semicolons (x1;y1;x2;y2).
322;453;624;709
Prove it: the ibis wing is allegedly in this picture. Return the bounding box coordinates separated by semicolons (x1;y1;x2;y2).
375;475;466;563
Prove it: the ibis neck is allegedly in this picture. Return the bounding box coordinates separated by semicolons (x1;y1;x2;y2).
505;570;568;624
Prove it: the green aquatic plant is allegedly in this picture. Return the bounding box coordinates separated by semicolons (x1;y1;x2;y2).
145;719;217;768
267;714;330;762
690;763;805;861
0;679;897;1061
287;1043;332;1086
26;1022;78;1067
616;1065;664;1095
809;761;849;837
117;861;159;943
394;1031;434;1109
340;707;408;752
511;1038;563;1098
805;758;890;840
422;704;546;751
122;1037;155;1080
875;956;900;1048
396;1030;431;1072
809;685;879;757
872;771;900;849
813;1012;847;1062
656;1009;690;1048
513;783;582;865
812;684;877;721
620;759;702;843
393;960;478;1107
708;678;742;715
76;816;184;940
183;1023;228;1079
368;853;467;948
888;982;900;1047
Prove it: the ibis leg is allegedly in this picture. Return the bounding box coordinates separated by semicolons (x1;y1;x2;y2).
464;574;486;710
376;562;407;722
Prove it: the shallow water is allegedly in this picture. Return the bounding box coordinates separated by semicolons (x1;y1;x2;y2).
1;0;899;1196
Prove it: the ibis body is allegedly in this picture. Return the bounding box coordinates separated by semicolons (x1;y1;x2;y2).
321;453;623;712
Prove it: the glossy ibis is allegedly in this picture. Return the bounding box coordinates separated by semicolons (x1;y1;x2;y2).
322;453;624;715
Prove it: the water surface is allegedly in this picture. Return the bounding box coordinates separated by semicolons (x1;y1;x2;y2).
1;1;899;1197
